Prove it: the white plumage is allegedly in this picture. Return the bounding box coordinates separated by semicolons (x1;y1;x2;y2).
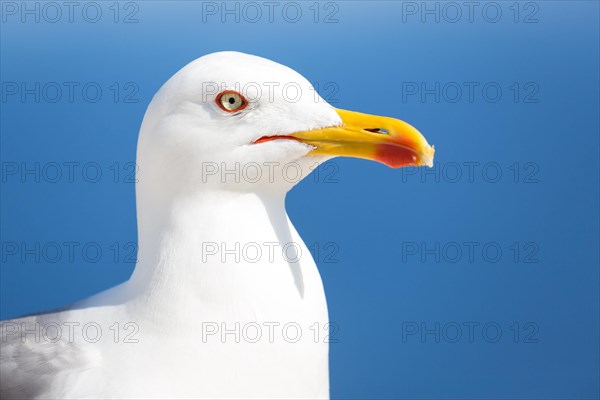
1;52;338;399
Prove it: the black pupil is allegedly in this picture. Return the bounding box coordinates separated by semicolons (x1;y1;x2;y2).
228;96;236;105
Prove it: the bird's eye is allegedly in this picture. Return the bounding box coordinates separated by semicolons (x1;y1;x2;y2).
216;90;247;112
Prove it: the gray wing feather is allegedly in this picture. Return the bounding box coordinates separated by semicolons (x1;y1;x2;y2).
1;314;99;400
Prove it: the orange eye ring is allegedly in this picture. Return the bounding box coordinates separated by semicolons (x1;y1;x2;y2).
216;90;248;113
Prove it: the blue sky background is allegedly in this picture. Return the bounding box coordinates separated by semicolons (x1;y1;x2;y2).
1;1;598;398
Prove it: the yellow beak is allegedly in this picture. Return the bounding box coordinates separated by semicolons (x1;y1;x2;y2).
256;108;434;168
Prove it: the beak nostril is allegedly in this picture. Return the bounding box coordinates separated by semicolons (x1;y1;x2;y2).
365;128;389;135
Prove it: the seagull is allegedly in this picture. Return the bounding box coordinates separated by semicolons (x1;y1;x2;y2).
0;51;434;399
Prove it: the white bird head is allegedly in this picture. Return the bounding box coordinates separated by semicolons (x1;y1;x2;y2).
137;51;434;196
